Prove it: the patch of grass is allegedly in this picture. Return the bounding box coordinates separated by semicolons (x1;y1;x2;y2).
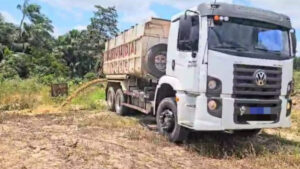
279;109;300;138
186;131;300;160
0;78;57;110
185;102;300;159
292;110;300;134
71;85;106;110
294;71;300;92
184;104;300;160
0;78;107;113
77;111;139;129
124;129;143;140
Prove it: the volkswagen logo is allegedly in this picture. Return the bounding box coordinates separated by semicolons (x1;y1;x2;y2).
254;70;267;86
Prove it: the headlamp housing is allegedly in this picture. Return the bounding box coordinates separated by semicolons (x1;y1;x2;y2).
207;76;222;97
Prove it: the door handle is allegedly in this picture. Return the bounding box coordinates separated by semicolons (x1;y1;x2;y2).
192;52;197;58
172;60;175;71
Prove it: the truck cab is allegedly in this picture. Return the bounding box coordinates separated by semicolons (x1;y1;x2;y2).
104;3;296;143
154;3;296;142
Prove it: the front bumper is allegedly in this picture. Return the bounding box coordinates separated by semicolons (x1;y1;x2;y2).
176;92;291;131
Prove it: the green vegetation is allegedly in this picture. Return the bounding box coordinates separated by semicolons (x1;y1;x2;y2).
294;57;300;71
0;78;50;110
71;85;106;110
294;71;300;92
0;0;118;81
0;78;106;112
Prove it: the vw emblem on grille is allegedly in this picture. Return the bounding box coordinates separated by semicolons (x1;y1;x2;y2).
254;70;267;86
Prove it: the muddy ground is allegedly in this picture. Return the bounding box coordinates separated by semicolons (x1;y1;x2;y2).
0;108;299;169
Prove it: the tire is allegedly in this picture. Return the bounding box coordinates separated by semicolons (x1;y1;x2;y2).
107;87;115;111
145;44;167;78
156;97;189;143
115;89;128;116
233;129;261;137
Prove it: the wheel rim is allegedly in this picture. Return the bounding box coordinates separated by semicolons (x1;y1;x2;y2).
159;109;175;133
107;90;113;108
154;53;166;72
115;94;121;113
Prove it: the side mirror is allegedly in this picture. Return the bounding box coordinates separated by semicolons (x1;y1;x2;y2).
291;29;297;56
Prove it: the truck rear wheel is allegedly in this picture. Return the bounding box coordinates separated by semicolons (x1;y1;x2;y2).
115;89;128;116
107;87;115;111
156;97;189;143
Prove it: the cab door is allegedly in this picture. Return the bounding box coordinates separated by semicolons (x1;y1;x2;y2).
167;15;200;92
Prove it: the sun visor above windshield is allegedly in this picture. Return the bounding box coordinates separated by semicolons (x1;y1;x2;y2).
198;3;292;29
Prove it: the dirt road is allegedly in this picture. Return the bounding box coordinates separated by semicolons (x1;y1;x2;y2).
0;110;299;169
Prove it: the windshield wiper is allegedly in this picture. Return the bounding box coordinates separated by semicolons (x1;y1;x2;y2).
255;47;281;55
215;45;248;52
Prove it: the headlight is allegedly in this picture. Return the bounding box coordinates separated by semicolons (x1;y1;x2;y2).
208;100;218;111
207;76;222;97
208;80;217;90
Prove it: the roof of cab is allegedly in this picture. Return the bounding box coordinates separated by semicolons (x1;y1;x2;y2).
198;3;292;29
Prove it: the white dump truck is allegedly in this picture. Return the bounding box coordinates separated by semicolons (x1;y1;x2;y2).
103;3;297;142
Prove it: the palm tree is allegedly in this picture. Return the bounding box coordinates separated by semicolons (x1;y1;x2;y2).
17;0;29;39
17;1;54;51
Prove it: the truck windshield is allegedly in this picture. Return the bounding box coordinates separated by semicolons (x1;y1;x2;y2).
208;17;291;59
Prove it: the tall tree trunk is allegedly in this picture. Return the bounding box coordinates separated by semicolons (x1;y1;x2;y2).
19;13;25;38
18;0;29;39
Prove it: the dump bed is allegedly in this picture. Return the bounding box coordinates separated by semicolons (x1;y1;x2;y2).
103;18;170;79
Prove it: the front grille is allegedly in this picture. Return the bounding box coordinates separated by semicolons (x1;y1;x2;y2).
233;64;282;100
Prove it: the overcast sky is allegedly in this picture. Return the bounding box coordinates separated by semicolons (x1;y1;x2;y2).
0;0;299;53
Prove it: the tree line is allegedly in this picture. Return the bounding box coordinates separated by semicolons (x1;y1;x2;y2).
0;0;118;84
1;0;299;83
294;57;300;70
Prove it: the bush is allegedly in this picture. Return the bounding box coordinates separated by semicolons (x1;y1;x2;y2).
39;74;55;85
70;77;83;85
0;61;19;79
84;72;97;81
0;52;31;79
0;73;4;83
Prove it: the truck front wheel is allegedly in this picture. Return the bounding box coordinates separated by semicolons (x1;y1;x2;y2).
156;97;189;143
107;87;115;111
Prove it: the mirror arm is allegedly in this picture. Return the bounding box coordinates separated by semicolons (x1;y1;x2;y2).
184;10;200;19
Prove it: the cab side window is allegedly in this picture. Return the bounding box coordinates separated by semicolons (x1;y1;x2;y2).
177;15;200;51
